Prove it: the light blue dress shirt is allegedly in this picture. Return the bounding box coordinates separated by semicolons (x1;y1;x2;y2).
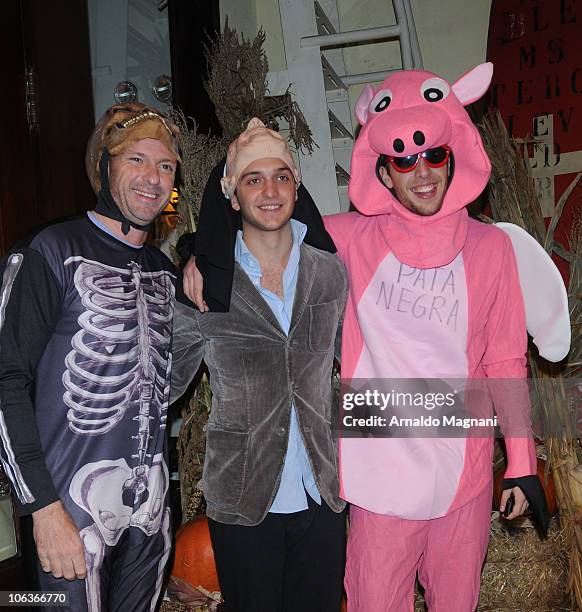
235;219;322;513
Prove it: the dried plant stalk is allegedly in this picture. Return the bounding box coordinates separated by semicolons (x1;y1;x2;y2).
204;19;315;153
479;109;582;608
176;375;212;521
415;519;569;611
204;20;267;139
168;109;227;232
545;173;582;255
570;215;582;371
158;110;227;264
479;111;546;243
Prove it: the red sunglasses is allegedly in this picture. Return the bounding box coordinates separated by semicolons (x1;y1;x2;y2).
387;145;451;173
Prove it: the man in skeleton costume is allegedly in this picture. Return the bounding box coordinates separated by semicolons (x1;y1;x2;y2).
183;64;571;611
171;119;348;612
0;102;178;611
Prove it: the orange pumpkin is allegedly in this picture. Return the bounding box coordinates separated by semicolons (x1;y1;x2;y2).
341;593;348;611
171;515;220;593
493;457;557;516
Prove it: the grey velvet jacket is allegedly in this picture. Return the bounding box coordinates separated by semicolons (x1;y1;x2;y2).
171;243;348;526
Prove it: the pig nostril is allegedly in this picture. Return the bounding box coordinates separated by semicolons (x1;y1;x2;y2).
393;139;405;153
413;131;425;146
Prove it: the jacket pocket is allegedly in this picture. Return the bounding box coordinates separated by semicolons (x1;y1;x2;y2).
308;300;339;352
202;427;250;509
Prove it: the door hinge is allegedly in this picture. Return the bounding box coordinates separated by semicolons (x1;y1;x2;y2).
25;67;39;131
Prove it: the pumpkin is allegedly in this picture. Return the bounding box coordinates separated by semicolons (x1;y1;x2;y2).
341;593;347;611
171;515;220;593
493;457;557;516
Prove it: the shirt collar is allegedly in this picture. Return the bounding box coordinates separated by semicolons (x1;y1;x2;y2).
235;219;307;282
87;211;143;249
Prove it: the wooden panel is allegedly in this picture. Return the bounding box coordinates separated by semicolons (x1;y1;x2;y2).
0;1;37;255
0;0;95;255
20;0;96;225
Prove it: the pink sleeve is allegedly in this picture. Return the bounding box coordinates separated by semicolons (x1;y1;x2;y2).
323;213;356;258
482;234;536;478
481;232;527;366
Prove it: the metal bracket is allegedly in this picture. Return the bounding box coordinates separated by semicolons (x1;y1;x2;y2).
24;67;39;132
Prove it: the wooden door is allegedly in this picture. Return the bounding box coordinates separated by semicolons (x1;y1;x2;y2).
0;0;95;256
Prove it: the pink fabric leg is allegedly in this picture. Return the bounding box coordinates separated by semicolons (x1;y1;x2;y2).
345;505;427;612
345;484;492;612
418;483;492;612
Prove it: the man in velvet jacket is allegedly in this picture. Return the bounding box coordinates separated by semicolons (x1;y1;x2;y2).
170;119;348;612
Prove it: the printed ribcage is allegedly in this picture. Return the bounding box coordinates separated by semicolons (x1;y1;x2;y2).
63;257;174;439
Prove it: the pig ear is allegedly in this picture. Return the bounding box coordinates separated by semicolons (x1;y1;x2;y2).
452;62;493;106
355;84;376;125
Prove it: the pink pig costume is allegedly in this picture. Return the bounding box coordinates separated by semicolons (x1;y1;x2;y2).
323;63;537;610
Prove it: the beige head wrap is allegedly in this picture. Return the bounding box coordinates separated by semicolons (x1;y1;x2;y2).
220;118;300;199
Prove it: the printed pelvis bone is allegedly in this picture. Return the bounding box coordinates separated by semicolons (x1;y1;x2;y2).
70;454;170;612
70;453;169;546
62;256;175;437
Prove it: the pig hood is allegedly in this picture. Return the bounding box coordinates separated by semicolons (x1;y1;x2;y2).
349;63;493;269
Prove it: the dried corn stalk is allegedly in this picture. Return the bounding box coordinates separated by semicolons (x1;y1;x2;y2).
176;374;212;521
204;19;315;153
479;109;582;608
168;109;227;233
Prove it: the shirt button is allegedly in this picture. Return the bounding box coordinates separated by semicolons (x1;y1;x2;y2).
279;427;286;435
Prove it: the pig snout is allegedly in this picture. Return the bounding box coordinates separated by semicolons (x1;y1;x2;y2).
368;106;453;157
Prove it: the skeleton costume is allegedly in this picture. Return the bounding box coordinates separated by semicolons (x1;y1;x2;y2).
0;104;178;612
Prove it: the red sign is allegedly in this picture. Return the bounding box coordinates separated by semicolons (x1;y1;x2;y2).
487;0;581;253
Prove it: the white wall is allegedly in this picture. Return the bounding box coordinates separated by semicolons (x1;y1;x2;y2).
337;0;492;81
88;0;172;122
88;0;129;122
219;0;259;42
219;0;287;71
125;0;172;110
87;1;492;126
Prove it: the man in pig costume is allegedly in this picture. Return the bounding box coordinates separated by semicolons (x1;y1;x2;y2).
326;62;550;610
182;62;566;610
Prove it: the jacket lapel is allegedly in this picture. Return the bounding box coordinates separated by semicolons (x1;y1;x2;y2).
232;264;286;338
289;244;317;336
